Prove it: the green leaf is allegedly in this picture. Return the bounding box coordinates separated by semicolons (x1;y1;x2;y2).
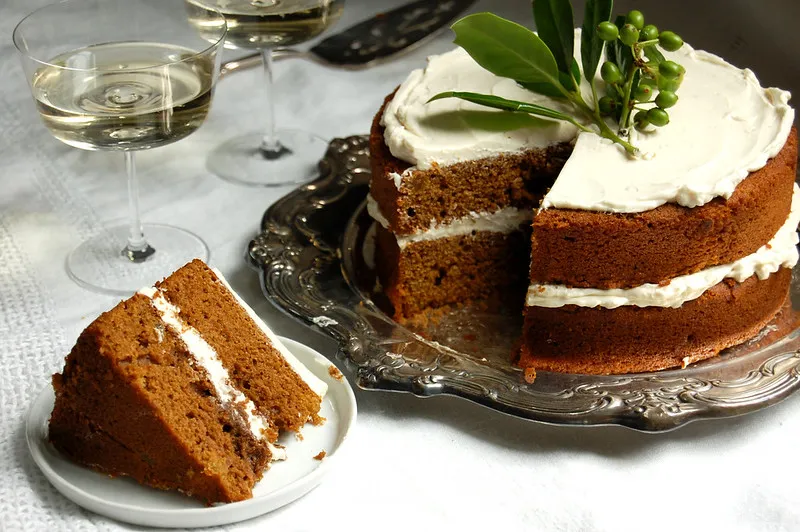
644;44;665;64
526;59;578;97
532;0;575;86
518;81;567;99
418;109;552;132
428;91;576;124
580;0;613;82
451;13;563;88
558;72;573;90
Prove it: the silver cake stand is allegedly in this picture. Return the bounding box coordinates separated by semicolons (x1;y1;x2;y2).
247;135;800;432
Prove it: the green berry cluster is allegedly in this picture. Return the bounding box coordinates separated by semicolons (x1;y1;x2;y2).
595;10;684;133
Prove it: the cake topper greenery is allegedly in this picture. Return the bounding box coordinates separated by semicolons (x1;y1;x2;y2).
428;0;685;155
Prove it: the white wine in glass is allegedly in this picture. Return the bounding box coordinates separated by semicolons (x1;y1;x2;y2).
32;42;215;151
188;0;344;49
14;0;227;295
185;0;345;187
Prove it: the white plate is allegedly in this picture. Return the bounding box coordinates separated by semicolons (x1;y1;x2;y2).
26;336;357;528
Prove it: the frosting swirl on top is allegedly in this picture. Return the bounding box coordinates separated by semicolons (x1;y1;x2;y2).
381;32;794;213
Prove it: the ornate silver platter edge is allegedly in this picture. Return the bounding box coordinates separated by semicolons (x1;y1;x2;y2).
248;135;800;432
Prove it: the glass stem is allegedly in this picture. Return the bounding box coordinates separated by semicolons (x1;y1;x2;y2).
123;151;155;262
259;48;287;158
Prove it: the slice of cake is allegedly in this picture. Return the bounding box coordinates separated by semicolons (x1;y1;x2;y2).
368;29;797;376
48;259;327;505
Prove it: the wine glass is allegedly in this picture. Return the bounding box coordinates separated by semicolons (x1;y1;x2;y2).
14;0;226;295
185;0;344;186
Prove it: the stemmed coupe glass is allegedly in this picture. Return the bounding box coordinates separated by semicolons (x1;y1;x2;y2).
13;0;226;295
185;0;344;186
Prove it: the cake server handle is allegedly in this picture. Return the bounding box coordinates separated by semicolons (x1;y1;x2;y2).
219;0;476;79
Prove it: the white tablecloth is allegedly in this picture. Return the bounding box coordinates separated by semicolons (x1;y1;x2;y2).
2;1;800;531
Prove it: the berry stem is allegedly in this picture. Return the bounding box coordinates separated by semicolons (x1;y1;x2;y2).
617;58;637;133
590;80;600;119
566;89;595;119
566;88;638;155
569;119;594;134
597;120;638;154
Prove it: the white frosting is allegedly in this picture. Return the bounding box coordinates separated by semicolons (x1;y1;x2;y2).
389;172;405;190
367;194;531;249
269;442;287;461
211;268;328;399
397;207;532;249
363;222;377;270
527;184;800;309
138;286;276;446
310;316;339;327
382;32;794;212
381;46;578;171
544;49;794;212
366;194;391;229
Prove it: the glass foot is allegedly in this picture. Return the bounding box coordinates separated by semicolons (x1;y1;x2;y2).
66;223;210;296
207;128;328;187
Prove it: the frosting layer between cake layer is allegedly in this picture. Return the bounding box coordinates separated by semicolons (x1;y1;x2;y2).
382;33;794;213
139;286;279;451
527;185;800;309
367;193;531;248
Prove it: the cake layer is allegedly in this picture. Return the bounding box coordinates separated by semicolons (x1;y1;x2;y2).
370;94;570;236
375;224;530;320
529;183;800;308
48;402;255;505
155;260;326;433
530;143;798;290
518;268;792;375
50;293;270;504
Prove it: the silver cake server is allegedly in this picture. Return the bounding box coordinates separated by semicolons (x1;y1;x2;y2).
219;0;476;77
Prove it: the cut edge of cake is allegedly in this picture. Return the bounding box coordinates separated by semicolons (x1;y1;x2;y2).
212;267;328;399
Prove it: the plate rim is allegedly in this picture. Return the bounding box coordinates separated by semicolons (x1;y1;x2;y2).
26;335;357;528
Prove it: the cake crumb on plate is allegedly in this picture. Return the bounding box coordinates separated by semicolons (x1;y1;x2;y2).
328;365;343;381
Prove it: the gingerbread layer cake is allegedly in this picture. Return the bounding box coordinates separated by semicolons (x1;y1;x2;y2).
368;34;797;375
49;259;328;505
